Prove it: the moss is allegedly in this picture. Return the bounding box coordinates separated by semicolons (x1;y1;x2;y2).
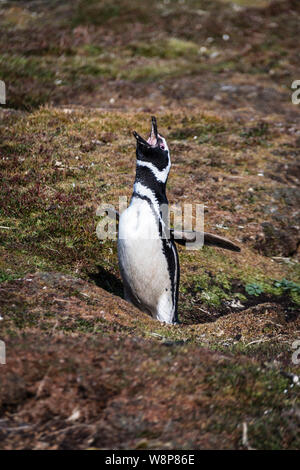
199;286;230;307
220;0;271;5
81;45;104;56
0;270;20;283
128;38;199;59
72;1;122;26
119;60;200;82
0;54;54;80
170;117;227;141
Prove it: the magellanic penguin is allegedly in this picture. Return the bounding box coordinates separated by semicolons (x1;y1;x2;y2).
117;117;241;324
118;117;179;324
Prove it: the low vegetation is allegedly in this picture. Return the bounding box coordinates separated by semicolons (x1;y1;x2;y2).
0;0;299;449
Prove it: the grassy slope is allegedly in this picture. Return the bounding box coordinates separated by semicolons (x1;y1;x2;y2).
0;0;299;449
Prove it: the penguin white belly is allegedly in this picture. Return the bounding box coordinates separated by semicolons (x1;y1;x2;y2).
118;199;175;323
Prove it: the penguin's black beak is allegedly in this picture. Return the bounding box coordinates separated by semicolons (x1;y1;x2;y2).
148;116;158;146
133;116;158;147
133;131;149;147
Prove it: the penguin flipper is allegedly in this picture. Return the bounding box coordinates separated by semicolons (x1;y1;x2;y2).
110;210;241;252
203;232;241;252
171;229;241;252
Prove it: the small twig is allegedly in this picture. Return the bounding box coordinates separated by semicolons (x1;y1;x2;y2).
245;337;270;347
44;246;61;254
264;320;284;329
0;424;33;433
45;423;95;438
148;332;164;339
242;422;255;450
196;306;211;315
36;366;52;398
51;320;59;333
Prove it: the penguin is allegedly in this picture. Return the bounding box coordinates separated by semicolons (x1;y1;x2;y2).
117;117;240;324
118;116;179;324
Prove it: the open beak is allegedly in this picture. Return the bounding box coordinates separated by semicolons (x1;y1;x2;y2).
148;116;158;146
133;116;158;147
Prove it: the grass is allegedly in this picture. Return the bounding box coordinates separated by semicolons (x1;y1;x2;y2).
1;106;299;321
127;38;199;59
1;0;299;110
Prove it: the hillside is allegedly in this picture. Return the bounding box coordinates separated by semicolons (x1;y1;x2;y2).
0;0;299;449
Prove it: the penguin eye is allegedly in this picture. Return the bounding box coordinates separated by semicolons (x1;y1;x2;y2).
160;144;165;150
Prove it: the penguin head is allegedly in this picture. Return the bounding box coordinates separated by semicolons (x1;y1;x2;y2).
133;117;170;176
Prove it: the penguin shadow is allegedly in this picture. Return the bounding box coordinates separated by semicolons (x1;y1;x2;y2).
88;265;123;298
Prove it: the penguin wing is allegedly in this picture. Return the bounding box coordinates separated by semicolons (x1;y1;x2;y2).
171;229;241;252
108;210;241;252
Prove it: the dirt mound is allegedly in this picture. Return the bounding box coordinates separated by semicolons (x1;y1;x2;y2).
1;272;299;343
0;272;154;336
